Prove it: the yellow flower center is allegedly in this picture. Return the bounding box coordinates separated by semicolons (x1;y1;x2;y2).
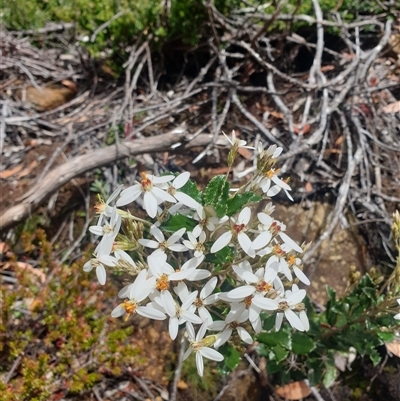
140;172;153;192
194;298;204;308
287;255;296;266
156;274;169;291
272;244;286;257
265;168;278;178
256;280;273;293
123;300;137;320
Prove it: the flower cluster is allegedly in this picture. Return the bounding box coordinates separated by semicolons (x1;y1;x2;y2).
85;131;311;376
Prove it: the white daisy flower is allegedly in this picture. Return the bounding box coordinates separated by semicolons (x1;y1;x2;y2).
223;130;254;150
184;322;224;377
227;262;279;299
193;206;219;234
286;254;310;285
210;207;255;257
83;255;113;285
183;227;207;258
147;253;197;317
94;184;123;225
252;287;307;331
165;172;201;209
193;277;219;325
89;206;121;256
139;225;188;255
150;287;202;340
116;173;176;218
111;270;166;321
209;309;253;348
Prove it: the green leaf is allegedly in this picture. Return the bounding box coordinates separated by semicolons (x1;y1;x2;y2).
218;344;240;374
226;192;262;217
179;179;202;205
291;332;315;355
257;329;291;350
203;175;230;218
376;331;395;342
272;344;289;363
323;359;337;388
369;347;382;366
160;214;197;232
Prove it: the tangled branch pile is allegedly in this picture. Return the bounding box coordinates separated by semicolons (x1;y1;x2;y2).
1;1;400;265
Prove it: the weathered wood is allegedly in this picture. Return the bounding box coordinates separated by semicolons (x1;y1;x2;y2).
0;132;213;231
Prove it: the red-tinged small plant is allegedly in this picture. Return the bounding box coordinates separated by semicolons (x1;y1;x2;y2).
0;229;143;400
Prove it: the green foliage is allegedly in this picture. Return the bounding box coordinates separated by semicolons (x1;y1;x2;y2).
256;270;400;387
226;191;262;217
203;175;230;218
160;214;198;232
0;229;143;400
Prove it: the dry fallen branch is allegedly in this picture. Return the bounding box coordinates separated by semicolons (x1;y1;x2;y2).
0;132;213;231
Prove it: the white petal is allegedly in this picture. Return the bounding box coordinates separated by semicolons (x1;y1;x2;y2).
169;244;188;252
200;277;218;298
198;307;213;325
209;321;226;331
210;231;232;253
187;270;211;281
83;260;93;272
150;225;165;242
251;297;278;311
143;192;158;218
228;285;255;299
111;304;125;318
169;317;179;340
90;224;105;236
181;310;203;324
285;309;305;331
238;207;251;224
168;227;186;244
226;303;246;323
251;317;262;333
257;212;273;227
182;255;204;270
196;322;208;341
96;264;106;285
299;311;310;331
173;172;190;188
287;289;306;305
196;352;204;377
174;192;201;209
275;313;284;331
152;186;176;203
160;290;176;317
272;175;291;190
186;321;196;341
137;306;166;320
279;232;303;253
214;330;231;348
266;185;282;197
116;185;142;206
183;347;193;361
252;231;272;250
199;347;224;362
181;290;198;309
138;239;159;249
182;240;195;250
153;175;175;184
237;327;253;344
238;232;255;257
293;266;310;285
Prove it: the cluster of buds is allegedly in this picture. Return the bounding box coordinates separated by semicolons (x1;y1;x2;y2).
84;131;311;376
